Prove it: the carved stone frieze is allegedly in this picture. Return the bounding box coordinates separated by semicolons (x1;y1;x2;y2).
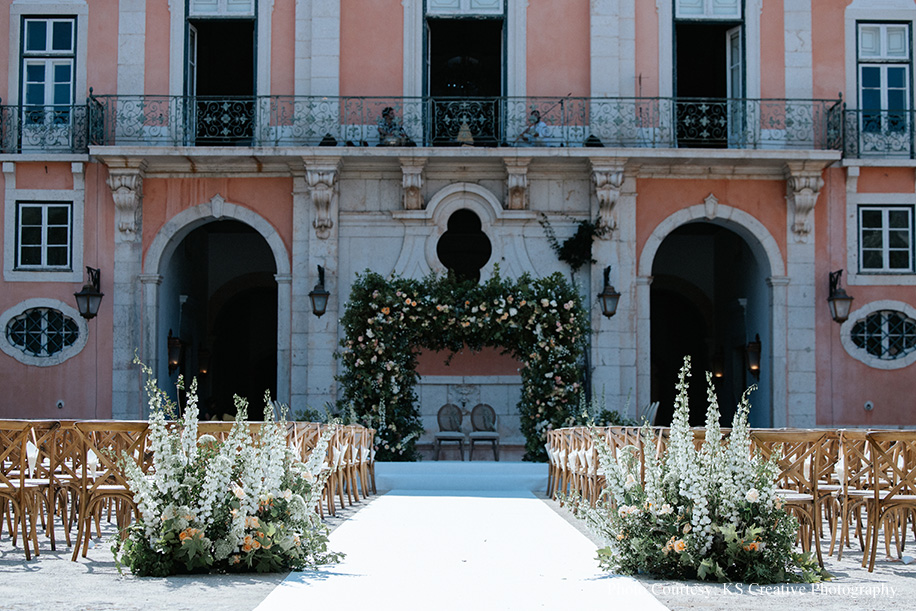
400;157;426;210
590;159;627;238
305;158;341;239
106;165;146;242
785;163;825;240
504;157;530;210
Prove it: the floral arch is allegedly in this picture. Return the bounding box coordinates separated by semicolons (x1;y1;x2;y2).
337;270;589;461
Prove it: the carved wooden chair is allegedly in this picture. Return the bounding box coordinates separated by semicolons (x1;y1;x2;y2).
434;403;466;461
469;403;500;461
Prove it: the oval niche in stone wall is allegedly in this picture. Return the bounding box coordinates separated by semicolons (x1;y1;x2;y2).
436;209;492;282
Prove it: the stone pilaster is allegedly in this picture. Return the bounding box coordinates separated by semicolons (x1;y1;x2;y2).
108;163;146;419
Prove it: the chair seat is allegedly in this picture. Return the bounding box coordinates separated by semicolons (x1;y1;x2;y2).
469;432;499;440
435;432;466;441
776;490;814;503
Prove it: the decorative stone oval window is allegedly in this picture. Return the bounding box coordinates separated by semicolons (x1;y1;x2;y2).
841;300;916;370
0;299;88;366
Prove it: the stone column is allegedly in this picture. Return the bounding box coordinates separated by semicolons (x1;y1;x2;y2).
783;163;824;427
108;163;146;419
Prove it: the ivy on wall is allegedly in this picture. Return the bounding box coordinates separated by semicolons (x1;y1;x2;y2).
337;270;589;461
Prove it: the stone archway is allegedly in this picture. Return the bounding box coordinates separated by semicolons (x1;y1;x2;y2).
142;196;291;404
637;203;786;427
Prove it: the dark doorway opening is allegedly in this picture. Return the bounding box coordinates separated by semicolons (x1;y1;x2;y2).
436;209;492;283
428;18;503;145
675;21;742;147
188;19;255;144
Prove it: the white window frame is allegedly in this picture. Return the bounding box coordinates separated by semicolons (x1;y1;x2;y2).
189;0;255;17
3;162;85;283
15;201;72;270
0;298;88;367
675;0;741;20
841;300;916;370
426;0;503;17
8;3;88;126
858;205;914;273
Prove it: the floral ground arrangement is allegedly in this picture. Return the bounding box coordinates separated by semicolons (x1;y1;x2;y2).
337;270;588;461
112;367;342;576
576;357;829;584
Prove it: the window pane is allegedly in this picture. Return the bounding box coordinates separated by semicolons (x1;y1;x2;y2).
676;0;705;16
889;250;910;269
861;67;881;89
53;83;71;106
25;21;47;52
51;21;73;52
20;206;42;225
886;26;909;58
861;209;883;227
46;247;68;267
861;229;883;248
19;246;41;266
888;209;910;228
20;226;42;246
862;250;883;269
25;63;46;84
46;206;69;225
887;67;907;91
47;226;69;246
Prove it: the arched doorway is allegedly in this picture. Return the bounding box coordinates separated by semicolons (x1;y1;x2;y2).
157;219;278;418
650;222;772;427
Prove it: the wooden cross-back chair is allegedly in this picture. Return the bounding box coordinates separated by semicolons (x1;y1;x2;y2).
828;429;875;560
749;429;827;566
0;420;40;560
864;431;916;572
22;420;65;552
71;421;150;561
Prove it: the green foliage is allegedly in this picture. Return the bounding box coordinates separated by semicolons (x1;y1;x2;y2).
538;214;608;272
337;269;589;461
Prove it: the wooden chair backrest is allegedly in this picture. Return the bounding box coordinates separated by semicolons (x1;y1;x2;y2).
0;420;31;490
73;421;150;492
750;430;827;494
866;431;916;499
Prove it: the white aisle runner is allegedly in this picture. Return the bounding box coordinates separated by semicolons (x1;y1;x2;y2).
254;465;665;611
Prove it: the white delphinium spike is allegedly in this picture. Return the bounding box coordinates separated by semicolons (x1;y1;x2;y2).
179;377;200;466
641;426;664;510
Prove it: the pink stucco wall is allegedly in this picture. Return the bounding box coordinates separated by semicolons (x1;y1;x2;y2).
857;168;916;194
0;3;8;100
816;167;916;426
141;177;294;268
145;0;171;95
87;0;118;96
812;0;850;101
0;162;114;420
760;0;785;99
636;178;789;275
527;0;589;97
271;0;295;96
635;0;659;97
16;162;73;190
339;0;403;96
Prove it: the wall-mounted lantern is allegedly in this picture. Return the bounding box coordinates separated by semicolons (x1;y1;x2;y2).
309;265;330;318
745;334;761;379
74;267;104;320
167;329;183;375
827;269;854;324
598;266;621;319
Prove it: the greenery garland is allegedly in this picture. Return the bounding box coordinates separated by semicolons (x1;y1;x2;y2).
337;270;589;461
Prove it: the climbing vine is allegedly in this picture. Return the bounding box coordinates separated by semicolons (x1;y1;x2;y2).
337;270;589;461
538;214;608;272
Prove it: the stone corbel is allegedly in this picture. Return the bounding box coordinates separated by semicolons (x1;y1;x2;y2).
504;157;530;210
590;159;626;238
305;158;341;239
785;163;825;241
107;163;146;243
400;157;426;210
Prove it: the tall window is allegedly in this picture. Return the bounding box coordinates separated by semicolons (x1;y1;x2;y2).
16;202;72;269
21;17;75;125
859;205;914;273
858;23;911;134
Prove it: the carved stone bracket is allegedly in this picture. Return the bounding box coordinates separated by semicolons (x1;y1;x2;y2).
504;157;530;210
590;159;626;238
107;164;146;243
785;163;825;241
305;157;341;239
400;157;426;210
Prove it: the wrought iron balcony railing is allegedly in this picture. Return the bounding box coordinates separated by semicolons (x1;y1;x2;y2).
87;94;843;151
844;108;916;158
0;102;90;153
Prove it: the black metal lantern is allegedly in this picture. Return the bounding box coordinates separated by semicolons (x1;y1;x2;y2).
598;266;621;318
309;265;330;318
74;267;104;320
746;334;761;378
198;347;211;376
827;269;854;324
167;329;183;375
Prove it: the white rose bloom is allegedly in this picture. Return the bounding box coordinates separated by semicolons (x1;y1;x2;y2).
745;488;760;503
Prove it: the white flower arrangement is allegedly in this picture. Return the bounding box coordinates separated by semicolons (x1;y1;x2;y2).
577;356;826;583
112;363;342;576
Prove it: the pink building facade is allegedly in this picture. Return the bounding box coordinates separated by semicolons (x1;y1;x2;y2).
0;0;913;447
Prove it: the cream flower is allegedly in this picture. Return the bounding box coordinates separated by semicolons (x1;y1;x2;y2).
745;488;760;503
